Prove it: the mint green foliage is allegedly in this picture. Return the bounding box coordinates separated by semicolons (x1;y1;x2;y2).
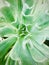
0;0;49;65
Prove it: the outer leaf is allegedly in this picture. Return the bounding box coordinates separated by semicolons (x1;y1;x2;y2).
0;25;16;37
0;36;17;58
0;7;15;22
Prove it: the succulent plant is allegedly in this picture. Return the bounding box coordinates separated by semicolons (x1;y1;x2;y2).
0;0;49;65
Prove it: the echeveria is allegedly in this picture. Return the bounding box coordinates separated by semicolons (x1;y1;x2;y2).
0;0;49;65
